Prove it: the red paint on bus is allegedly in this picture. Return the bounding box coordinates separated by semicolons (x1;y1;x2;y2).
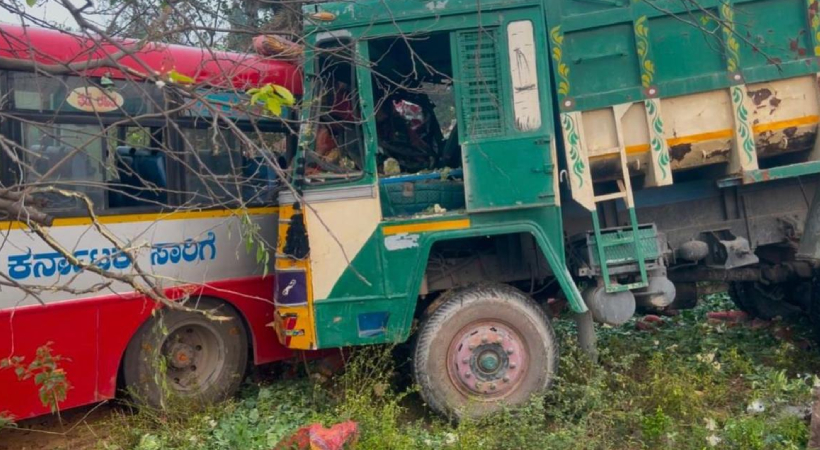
0;276;293;421
0;25;303;94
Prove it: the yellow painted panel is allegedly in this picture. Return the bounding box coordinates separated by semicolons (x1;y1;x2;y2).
382;218;471;236
0;206;278;230
271;306;316;350
275;257;309;270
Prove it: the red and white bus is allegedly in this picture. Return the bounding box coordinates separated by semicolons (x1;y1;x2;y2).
0;25;302;420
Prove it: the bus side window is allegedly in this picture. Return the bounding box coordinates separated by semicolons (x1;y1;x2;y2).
106;126;168;210
181;128;289;207
182;127;242;206
21;123;106;212
241;132;288;205
108;147;168;208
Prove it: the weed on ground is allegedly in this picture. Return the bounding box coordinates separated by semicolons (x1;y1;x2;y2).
99;292;820;450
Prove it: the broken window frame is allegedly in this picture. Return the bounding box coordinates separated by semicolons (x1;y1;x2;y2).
297;38;369;187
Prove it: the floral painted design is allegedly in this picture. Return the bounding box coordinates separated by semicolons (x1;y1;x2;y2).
550;26;571;99
810;0;820;56
635;16;655;89
731;85;755;164
645;99;670;180
561;113;586;188
721;3;741;73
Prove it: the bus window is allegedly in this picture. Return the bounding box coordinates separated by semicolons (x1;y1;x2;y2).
108;147;168;209
21;123;106;212
11;72;160;115
106;126;168;209
182;128;289;206
182;127;242;206
241;131;288;204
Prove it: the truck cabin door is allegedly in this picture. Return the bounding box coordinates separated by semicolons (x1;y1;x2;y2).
453;15;557;212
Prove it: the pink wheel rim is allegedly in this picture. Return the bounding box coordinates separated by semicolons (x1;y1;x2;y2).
446;321;528;399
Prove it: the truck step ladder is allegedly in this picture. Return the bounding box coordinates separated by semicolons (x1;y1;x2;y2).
590;152;649;293
559;105;650;294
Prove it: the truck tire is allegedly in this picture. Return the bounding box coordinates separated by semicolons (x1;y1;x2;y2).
728;281;801;320
123;297;248;408
413;284;558;419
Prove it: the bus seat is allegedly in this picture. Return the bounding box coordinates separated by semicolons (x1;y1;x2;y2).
134;150;167;204
111;146;167;207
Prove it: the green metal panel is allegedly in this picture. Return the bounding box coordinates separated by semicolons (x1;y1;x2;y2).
306;0;540;31
650;12;724;85
564;23;641;99
452;11;558;211
545;0;820;112
587;226;661;267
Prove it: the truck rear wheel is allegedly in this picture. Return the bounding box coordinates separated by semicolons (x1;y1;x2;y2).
123;298;248;408
728;281;801;320
413;284;558;419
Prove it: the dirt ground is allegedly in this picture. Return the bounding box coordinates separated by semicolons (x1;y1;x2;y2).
0;403;113;450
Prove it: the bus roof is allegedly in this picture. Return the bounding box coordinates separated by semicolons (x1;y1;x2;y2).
0;24;302;94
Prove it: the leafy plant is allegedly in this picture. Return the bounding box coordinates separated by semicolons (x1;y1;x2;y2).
102;292;820;450
247;83;295;117
0;412;15;429
0;342;70;414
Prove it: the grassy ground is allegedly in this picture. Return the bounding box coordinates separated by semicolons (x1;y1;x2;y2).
93;292;820;449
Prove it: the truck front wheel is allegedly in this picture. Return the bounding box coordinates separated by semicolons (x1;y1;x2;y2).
413;284;558;419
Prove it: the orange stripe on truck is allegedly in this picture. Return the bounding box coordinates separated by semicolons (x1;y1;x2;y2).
589;115;820;161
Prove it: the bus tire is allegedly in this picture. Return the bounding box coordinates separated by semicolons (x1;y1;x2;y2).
123;297;248;409
413;283;558;419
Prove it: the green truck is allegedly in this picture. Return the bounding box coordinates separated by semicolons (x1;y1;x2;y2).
271;0;820;418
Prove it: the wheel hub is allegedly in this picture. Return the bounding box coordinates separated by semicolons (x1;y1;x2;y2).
478;351;500;373
449;322;527;398
161;324;224;391
168;342;196;370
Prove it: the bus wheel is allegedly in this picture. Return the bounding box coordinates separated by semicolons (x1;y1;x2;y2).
123;298;248;408
413;284;557;419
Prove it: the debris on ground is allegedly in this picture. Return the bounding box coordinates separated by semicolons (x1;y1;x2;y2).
310;353;346;385
635;314;666;331
706;310;749;324
746;399;766;414
546;298;567;318
273;420;358;450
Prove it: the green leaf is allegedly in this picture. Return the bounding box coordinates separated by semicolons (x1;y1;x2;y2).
266;97;282;117
26;0;36;6
272;85;295;106
256;245;265;264
168;69;195;85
